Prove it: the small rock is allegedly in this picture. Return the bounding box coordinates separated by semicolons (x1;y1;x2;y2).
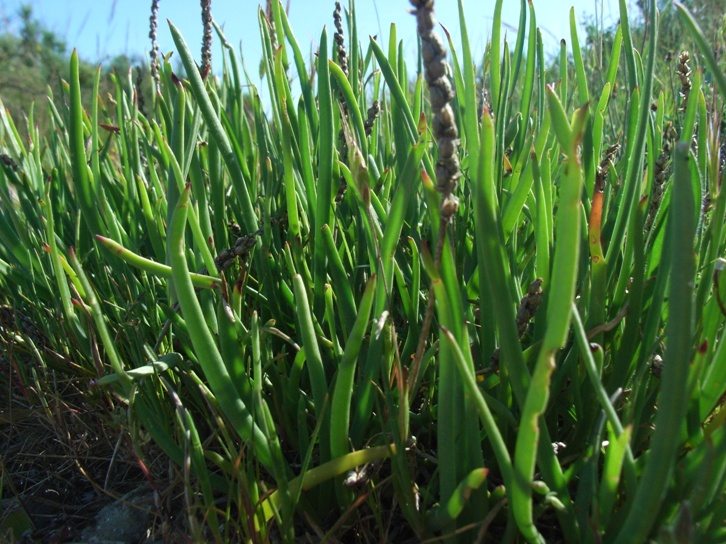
80;487;154;543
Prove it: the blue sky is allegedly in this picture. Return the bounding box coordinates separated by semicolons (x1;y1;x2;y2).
1;0;627;66
0;0;630;110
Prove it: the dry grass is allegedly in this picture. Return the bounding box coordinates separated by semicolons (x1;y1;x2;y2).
0;318;188;542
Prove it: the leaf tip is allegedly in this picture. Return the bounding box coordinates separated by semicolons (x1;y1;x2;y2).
440;22;452;40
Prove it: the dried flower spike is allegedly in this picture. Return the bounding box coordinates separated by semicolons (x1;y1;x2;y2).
515;278;544;337
364;100;380;137
333;2;353;204
200;0;213;78
677;51;691;112
149;0;161;87
409;0;461;223
215;212;288;271
595;143;620;192
333;1;349;77
646;122;677;231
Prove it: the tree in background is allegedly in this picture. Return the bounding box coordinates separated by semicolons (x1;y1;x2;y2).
0;5;70;127
0;4;149;135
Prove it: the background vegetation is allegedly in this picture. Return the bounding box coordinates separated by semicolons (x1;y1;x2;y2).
1;0;725;542
0;5;150;134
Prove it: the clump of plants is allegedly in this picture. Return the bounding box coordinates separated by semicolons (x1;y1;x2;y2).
1;0;725;541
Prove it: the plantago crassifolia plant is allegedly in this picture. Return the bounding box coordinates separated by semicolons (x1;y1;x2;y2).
1;0;725;541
